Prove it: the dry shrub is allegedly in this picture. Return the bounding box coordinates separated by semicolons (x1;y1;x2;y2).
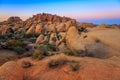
48;57;68;68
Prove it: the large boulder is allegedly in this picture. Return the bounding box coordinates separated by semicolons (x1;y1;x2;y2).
57;23;65;32
49;33;56;45
36;34;44;44
66;26;120;58
26;25;35;34
65;20;76;31
35;24;43;34
66;26;86;53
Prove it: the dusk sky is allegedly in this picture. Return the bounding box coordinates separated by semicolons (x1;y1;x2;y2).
0;0;120;24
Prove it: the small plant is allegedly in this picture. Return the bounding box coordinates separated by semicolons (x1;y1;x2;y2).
20;52;32;58
48;57;67;68
46;43;57;51
64;50;73;56
86;53;95;57
13;46;26;55
29;38;36;43
74;49;88;57
24;33;34;38
22;61;33;68
69;60;80;71
40;42;58;51
32;49;44;59
7;40;26;47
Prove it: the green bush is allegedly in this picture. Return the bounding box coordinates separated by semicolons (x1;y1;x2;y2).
7;40;26;47
29;38;36;43
24;33;34;38
40;42;58;51
13;46;26;55
32;49;44;59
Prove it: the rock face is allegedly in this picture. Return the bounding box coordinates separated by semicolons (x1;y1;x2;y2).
0;61;24;80
66;26;86;53
35;34;44;44
35;24;43;34
26;25;35;34
66;26;120;58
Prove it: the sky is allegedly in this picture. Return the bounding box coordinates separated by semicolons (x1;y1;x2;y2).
0;0;120;24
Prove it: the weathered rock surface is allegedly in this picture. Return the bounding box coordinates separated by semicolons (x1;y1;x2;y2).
0;61;24;80
0;54;120;80
66;26;86;53
35;34;44;44
66;26;120;58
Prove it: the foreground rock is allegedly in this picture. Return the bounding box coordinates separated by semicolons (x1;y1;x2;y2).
0;61;24;80
66;26;120;58
0;54;120;80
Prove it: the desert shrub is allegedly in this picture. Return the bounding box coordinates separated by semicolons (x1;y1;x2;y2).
74;49;88;57
22;61;33;68
7;40;26;47
34;33;39;37
32;49;44;59
78;27;88;33
46;44;57;51
64;50;74;56
48;57;67;68
69;61;80;71
40;42;58;51
29;38;36;43
86;53;95;57
24;33;34;38
19;52;32;58
13;46;26;55
0;34;4;39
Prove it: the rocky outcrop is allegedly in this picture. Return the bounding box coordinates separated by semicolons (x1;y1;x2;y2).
25;13;72;25
7;16;22;23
